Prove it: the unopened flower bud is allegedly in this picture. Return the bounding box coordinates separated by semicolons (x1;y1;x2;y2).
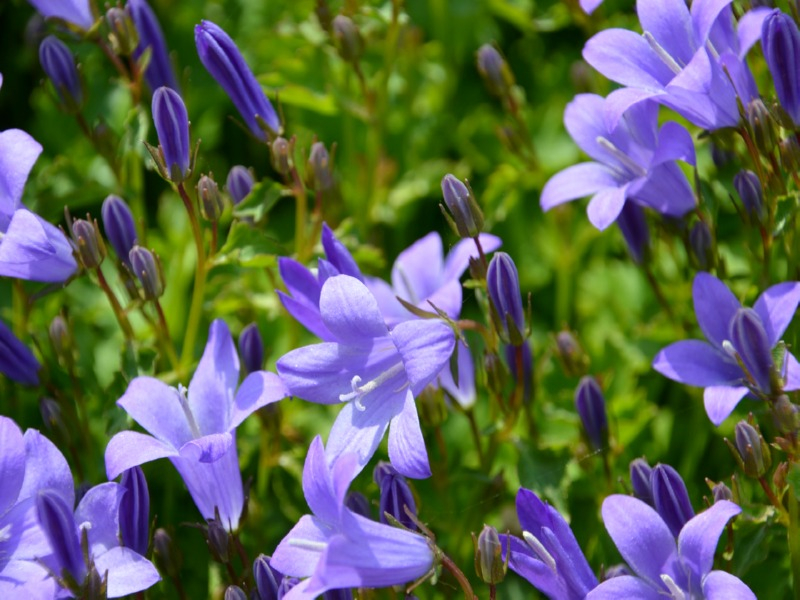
197;174;224;222
474;525;506;584
207;518;231;563
729;308;773;394
710;143;735;168
617;202;649;264
332;15;364;63
747;98;778;154
120;466;150;556
129;245;165;300
72;218;106;269
774;461;790;491
153;528;181;579
630;458;653;505
39;36;83;111
344;491;371;519
730;420;771;478
238;323;264;375
226;166;255;205
225;586;247;600
270;137;291;178
487;252;525;345
322;589;353;600
151;86;190;182
106;7;138;56
574;376;608;452
733;170;763;221
440;174;484;239
101;195;138;267
49;315;71;361
689;221;713;270
37;490;86;582
278;577;300;597
772;393;799;433
651;464;695;537
712;481;733;503
40;397;68;438
374;462;417;530
307;142;334;191
555;330;588;377
84;564;107;600
129;0;180;92
476;44;514;97
762;10;800;126
253;554;281;600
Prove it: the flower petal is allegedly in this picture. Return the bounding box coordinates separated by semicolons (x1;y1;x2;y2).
652;340;742;386
94;546;161;598
0;416;25;515
270;515;331;578
632;162;695;217
583;29;674;89
587;184;628;230
75;482;125;556
388;390;431;479
754;281;800;346
691;0;734;47
603;87;666;132
0;209;77;283
737;7;771;58
179;432;233;463
652;121;696;167
442;233;502;283
693;272;741;348
586;576;662;600
501;534;564;598
703;385;749;426
320;275;389;344
321;223;363;281
601;495;676;587
229;371;289;430
302;436;341;525
277;290;333;341
105;431;179;480
117;377;193;448
392;319;455;395
702;570;756;600
187;319;240;435
391;232;444;304
0;559;61;600
0;129;42;225
638;0;695;66
678;501;741;585
20;429;74;508
784;352;800;391
540;163;619;211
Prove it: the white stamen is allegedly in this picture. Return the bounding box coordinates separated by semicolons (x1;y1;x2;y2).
522;531;557;573
338;362;406;411
0;524;11;543
595;137;648;179
288;538;328;552
176;384;202;438
644;31;683;75
78;521;92;532
660;574;686;600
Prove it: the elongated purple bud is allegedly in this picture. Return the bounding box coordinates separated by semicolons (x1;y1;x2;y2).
128;0;180;92
629;458;653;506
226;165;255;205
616;202;649;264
101;195;138;266
689;221;713;270
322;590;353;600
39;35;82;110
120;466;150;556
574;376;608;451
651;464;695;537
762;10;800;125
729;308;773;394
374;462;417;530
734;170;764;220
487;252;525;345
37;490;86;582
238;323;264;375
277;577;300;597
733;420;771;478
253;554;282;600
195;20;280;140
344;491;371;519
152;86;190;182
441;174;483;239
0;319;41;386
129;245;165;300
476;44;514;97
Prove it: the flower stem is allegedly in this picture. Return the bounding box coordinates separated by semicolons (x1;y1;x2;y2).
177;183;207;365
290;166;308;261
788;487;800;600
96;267;135;340
154;300;180;373
440;553;478;600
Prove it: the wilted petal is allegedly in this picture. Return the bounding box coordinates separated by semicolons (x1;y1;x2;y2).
540;163;619;210
678;501;741;585
693;273;741;348
392;319;455;395
652;340;741;386
753;281;800;346
117;377;193;449
94;546;161;598
388;390;430;479
703;385;749;426
229;371;289;430
702;570;756;600
105;431;179;480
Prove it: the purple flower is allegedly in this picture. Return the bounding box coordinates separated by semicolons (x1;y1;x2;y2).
27;0;94;29
487;251;525;344
0;123;77;282
119;466;150;556
580;0;603;15
653;272;800;425
0;318;41;386
582;0;768;130
762;10;800;126
587;495;754;599
438;340;476;409
277;275;455;478
575;376;608;452
128;0;180;92
270;437;434;599
152;86;190;182
499;488;598;599
540;94;696;230
651;464;695;538
105;319;289;530
365;231;501;327
39;36;82;108
195;20;281;140
101;194;138;267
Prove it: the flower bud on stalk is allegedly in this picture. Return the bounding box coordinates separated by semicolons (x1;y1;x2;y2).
71;218;106;269
49;315;72;362
440;174;484;239
151;86;190;183
39;36;83;112
733;170;764;221
689;221;713;270
711;481;734;503
487;252;526;345
473;524;507;584
129;245;165;300
728;308;774;394
36;490;86;584
224;586;247;600
651;464;695;537
207;518;231;563
197;174;224;222
306;141;335;192
253;554;281;600
238;323;264;375
616;202;649;264
101;194;138;266
505;341;534;405
106;7;138;56
574;376;608;452
153;528;181;580
728;420;772;478
332;15;364;64
555;330;588;377
195;20;281;140
762;10;800;126
119;466;150;556
226;166;256;204
270;137;292;178
40;397;69;439
629;458;654;506
128;0;180;92
746;99;779;154
374;462;417;530
476;44;514;98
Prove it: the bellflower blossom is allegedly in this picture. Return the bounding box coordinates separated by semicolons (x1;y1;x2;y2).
105;319;289;530
277;275;455;478
653;272;800;425
0;97;77;282
582;0;768;130
540;94;696;230
26;0;94;29
587;495;754;599
270;437;434;599
499;488;598;599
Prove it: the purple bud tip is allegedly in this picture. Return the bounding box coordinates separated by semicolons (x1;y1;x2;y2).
36;490;86;583
733;170;764;220
120;466;150;556
307;142;334;191
195;20;280;140
224;586;247;600
689;221;713;270
253;554;282;600
574;376;608;451
729;308;773;394
373;461;417;530
344;491;372;519
476;44;510;95
762;10;800;125
152;86;190;182
0;319;41;386
651;464;695;537
128;0;180;92
129;245;165;300
734;420;770;477
440;173;483;238
616;202;649;264
101;194;138;266
487;252;525;345
226;165;255;204
629;458;653;505
39;35;82;108
238;323;264;375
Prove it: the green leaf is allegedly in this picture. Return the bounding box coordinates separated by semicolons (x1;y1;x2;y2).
215;222;282;268
232;181;287;222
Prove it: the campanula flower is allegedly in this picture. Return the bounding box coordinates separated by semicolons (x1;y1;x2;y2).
653;272;800;425
27;0;94;29
540;94;696;230
270;437;434;599
105;319;289;530
128;0;180;92
587;496;753;599
277;275;455;478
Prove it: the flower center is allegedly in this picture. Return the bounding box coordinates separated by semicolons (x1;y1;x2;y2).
175;384;202;438
643;31;683;75
339;362;407;411
660;574;687;600
522;531;557;574
595;137;648;179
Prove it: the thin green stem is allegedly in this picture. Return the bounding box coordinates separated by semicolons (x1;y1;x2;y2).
154;300;180;372
788;488;800;600
96;268;135;340
177;183;207;366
